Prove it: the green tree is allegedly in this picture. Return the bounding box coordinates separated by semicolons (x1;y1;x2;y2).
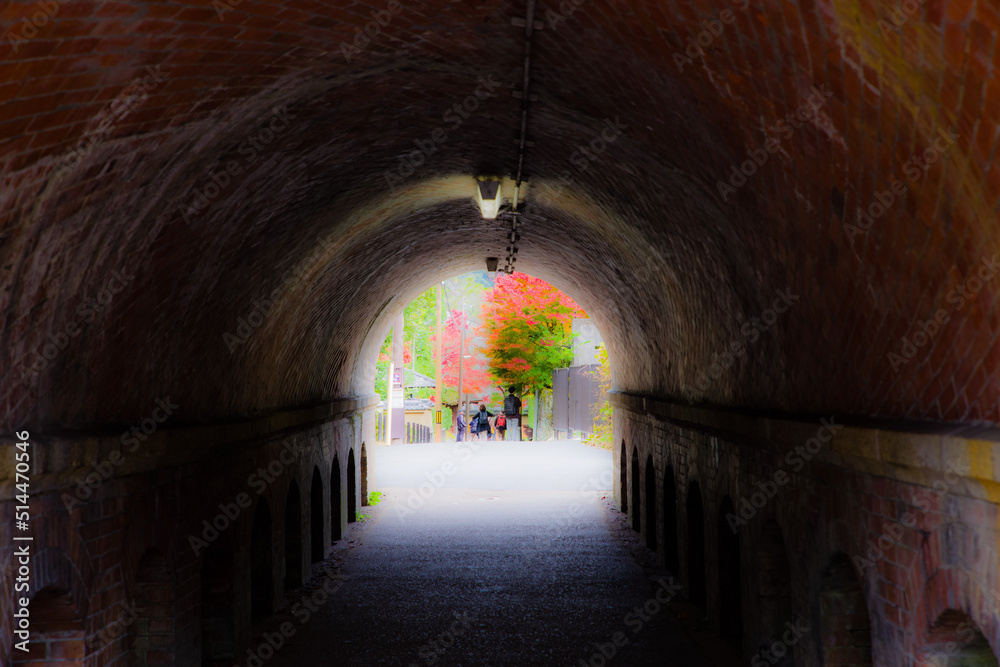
373;288;437;401
478;273;585;435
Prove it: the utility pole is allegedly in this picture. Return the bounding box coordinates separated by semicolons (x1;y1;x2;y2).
457;304;465;437
434;282;443;442
459;292;471;432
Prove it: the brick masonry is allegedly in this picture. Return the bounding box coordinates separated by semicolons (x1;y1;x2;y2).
0;399;373;666
614;393;1000;665
0;0;999;664
0;0;997;436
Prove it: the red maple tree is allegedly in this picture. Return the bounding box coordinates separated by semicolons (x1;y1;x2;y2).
478;273;585;393
431;309;493;412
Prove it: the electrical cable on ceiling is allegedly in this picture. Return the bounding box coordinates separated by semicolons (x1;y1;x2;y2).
502;0;538;274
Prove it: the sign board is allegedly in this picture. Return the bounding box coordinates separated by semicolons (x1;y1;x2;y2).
392;370;402;385
391;388;404;409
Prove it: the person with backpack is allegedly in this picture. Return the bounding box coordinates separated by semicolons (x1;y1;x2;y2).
502;386;522;441
474;404;493;441
468;408;478;439
494;412;507;440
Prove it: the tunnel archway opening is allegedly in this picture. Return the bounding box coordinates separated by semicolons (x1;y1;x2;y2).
347;449;357;523
331;455;343;541
130;548;174;666
662;465;679;573
717;496;742;647
756;521;793;665
250;499;274;621
201;538;236;666
819;554;873;666
645;455;657;551
12;588;85;665
630;447;641;532
924;609;999;666
687;481;707;607
367;269;604;447
284;481;303;589
310;467;324;562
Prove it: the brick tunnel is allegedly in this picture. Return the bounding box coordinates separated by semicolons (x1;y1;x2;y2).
1;0;999;664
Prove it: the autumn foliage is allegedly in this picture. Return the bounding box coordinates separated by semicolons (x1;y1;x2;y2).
431;309;492;403
478;273;586;393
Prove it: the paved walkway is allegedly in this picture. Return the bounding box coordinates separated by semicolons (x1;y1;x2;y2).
258;441;710;666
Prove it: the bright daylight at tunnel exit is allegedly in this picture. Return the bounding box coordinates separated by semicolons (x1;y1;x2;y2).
1;0;1000;664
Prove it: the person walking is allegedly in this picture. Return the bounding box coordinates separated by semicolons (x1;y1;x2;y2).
502;386;522;441
456;412;466;442
474;403;493;441
494;412;507;441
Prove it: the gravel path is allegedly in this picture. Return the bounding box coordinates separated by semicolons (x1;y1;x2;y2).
256;442;712;666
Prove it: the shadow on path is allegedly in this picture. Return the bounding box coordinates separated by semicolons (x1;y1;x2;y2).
254;442;713;666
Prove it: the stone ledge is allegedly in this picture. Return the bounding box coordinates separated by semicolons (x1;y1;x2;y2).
0;395;379;497
610;391;1000;491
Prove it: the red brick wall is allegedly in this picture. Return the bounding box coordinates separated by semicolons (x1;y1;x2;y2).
615;396;1000;666
0;404;371;666
12;589;86;666
1;0;997;437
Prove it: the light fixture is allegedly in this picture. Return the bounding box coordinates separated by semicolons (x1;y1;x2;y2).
475;178;502;218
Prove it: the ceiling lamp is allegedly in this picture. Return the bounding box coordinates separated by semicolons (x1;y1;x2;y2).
475;178;502;219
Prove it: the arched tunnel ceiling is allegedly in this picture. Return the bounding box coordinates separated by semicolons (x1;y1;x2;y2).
1;0;998;430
